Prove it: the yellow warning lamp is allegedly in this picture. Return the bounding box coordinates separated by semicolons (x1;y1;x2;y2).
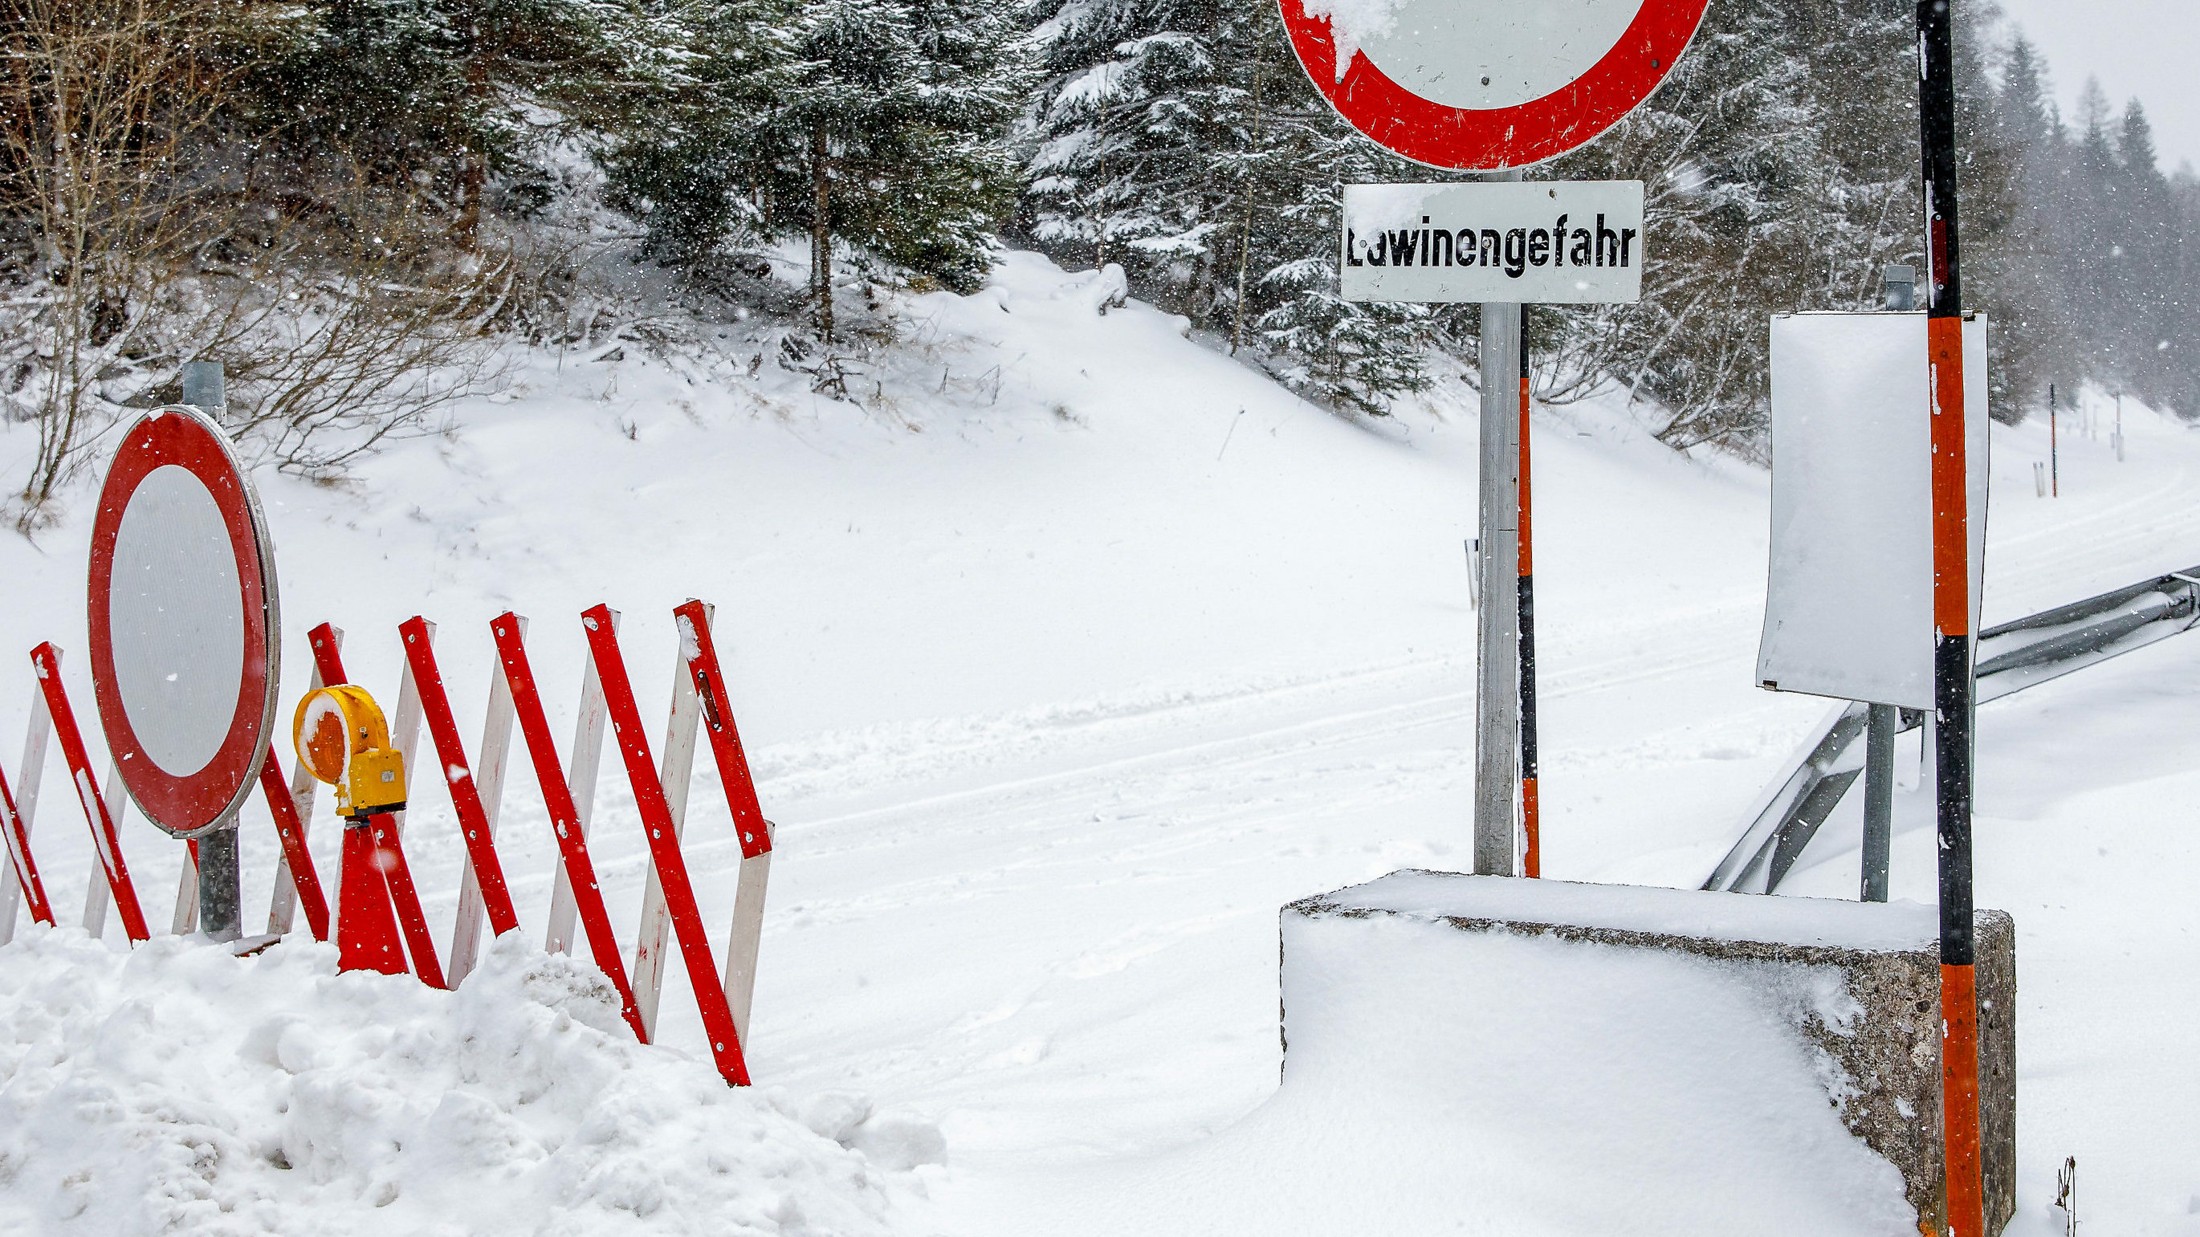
292;685;407;820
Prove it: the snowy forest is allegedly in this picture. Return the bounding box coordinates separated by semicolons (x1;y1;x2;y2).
1;0;2192;520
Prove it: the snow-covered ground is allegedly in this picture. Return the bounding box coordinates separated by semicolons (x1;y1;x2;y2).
0;253;2193;1233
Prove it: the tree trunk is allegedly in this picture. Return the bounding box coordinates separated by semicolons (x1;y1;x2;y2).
1230;60;1272;356
811;120;833;340
454;46;490;248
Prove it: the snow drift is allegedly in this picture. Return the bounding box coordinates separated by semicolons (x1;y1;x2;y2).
0;929;941;1236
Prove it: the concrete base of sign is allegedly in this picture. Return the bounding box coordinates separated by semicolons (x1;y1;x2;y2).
1282;871;2015;1236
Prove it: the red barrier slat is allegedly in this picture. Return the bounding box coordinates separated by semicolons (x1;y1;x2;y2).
30;644;148;942
399;617;521;938
489;611;646;1040
584;604;751;1085
0;758;54;927
370;816;445;989
306;623;348;687
305;623;440;983
673;600;772;861
258;755;330;941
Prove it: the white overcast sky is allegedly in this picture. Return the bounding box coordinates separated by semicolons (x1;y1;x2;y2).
1993;1;2200;170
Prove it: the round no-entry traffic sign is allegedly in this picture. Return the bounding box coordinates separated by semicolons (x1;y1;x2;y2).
88;406;281;839
1279;0;1711;170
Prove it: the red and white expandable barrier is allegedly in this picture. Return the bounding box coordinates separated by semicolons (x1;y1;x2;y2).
0;600;773;1087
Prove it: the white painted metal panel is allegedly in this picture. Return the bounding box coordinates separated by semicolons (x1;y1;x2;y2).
1756;312;1989;709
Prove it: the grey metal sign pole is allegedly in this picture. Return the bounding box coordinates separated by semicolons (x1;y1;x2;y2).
179;359;243;943
1474;286;1522;877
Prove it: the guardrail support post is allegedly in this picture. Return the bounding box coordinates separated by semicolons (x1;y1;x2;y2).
1861;703;1895;902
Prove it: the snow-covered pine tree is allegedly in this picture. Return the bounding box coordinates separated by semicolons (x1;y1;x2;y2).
753;0;1027;337
257;0;683;244
1022;0;1244;279
1022;0;1436;414
597;0;796;264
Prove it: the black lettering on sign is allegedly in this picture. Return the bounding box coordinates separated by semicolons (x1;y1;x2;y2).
1528;229;1550;267
1456;229;1477;266
1569;228;1591;265
1481;229;1500;268
1503;228;1527;277
1620;228;1636;267
1552;215;1567;267
1429;225;1454;267
1596;214;1620;267
1387;229;1417;266
1345;228;1364;267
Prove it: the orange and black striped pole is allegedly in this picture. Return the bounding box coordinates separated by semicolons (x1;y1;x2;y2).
1517;323;1540;878
1916;2;1984;1234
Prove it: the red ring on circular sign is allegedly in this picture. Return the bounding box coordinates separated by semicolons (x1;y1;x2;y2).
1279;0;1711;170
87;408;276;839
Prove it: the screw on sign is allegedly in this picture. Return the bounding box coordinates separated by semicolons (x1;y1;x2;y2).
86;405;281;943
1278;0;1711;170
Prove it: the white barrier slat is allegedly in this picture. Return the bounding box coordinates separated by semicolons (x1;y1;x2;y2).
448;617;520;984
388;632;428;837
631;605;707;1040
725;844;772;1046
545;611;616;955
0;683;52;945
83;762;125;937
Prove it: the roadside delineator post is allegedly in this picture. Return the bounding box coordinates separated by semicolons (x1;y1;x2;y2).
1516;324;1542;879
1915;1;1986;1233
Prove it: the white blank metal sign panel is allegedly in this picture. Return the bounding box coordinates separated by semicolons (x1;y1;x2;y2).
1341;181;1644;305
1755;313;1989;710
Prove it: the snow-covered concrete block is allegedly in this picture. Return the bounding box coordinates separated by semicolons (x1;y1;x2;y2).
1283;871;2014;1235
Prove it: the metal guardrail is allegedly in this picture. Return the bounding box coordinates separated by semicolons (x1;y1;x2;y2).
1705;564;2200;894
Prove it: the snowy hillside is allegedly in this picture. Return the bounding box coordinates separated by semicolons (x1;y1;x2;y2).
0;254;2195;1233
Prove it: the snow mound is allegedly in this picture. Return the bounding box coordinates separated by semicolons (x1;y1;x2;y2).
0;930;939;1236
960;912;1913;1236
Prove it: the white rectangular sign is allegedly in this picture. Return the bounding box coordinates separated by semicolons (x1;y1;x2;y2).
1755;312;1990;710
1340;181;1645;304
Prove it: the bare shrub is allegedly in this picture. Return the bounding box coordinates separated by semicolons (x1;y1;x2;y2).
0;0;507;527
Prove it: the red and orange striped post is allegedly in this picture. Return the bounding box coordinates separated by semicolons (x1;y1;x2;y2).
1516;329;1540;879
1916;2;1984;1233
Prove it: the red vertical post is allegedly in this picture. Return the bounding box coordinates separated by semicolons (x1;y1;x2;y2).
582;605;752;1085
489;612;647;1040
1915;3;1984;1234
30;644;149;942
1516;324;1540;880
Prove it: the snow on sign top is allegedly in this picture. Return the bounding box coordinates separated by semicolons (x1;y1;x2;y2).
1280;0;1711;170
87;406;281;840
